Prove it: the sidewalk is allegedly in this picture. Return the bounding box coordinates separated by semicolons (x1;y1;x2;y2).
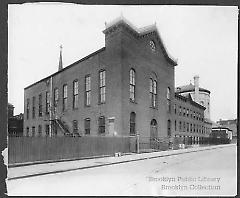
8;144;234;180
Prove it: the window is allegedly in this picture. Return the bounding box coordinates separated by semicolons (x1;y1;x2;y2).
98;116;105;134
45;124;49;136
183;108;185;116
187;123;189;132
73;120;78;134
183;122;186;132
179;121;182;132
99;70;106;103
73;80;78;109
85;75;91;106
63;84;67;111
54;88;59;113
174;104;177;114
175;120;177;131
84;118;90;135
193;124;195;132
26;99;30;119
130;69;135;102
150;78;157;108
130;112;136;135
32;97;35;119
149;40;156;51
187;109;189;117
38;125;42;137
39;94;42;117
179;106;182;116
167;120;171;136
190;124;192;132
167;87;171;112
193;111;195;119
46;91;50;114
26;127;29;137
32;126;35;137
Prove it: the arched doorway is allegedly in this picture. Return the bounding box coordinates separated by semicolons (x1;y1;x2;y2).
150;119;158;149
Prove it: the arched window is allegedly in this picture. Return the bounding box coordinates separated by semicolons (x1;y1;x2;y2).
130;69;136;102
130;112;136;135
167;120;171;137
150;78;157;108
167;87;171;112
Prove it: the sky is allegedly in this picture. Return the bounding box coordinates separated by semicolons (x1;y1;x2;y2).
8;4;238;122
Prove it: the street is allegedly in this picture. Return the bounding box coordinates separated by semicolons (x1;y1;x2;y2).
7;144;237;196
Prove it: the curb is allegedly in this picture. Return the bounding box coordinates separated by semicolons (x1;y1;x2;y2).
8;144;234;181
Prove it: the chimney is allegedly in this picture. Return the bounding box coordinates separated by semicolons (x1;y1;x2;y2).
58;45;63;71
194;75;199;103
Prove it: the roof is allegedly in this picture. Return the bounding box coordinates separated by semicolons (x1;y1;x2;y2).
103;16;177;66
174;93;206;110
175;83;210;94
25;47;106;90
212;126;233;131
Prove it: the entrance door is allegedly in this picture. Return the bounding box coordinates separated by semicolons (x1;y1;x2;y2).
150;119;158;149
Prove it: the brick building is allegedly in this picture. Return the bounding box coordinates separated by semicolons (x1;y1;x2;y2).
24;17;207;141
173;93;211;144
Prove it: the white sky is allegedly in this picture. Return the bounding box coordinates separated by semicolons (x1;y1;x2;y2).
8;4;238;122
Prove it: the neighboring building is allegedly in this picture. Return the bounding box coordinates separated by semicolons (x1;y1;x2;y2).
24;16;178;139
176;75;211;121
216;119;237;138
8;103;24;137
211;126;233;142
173;93;210;144
8;103;14;118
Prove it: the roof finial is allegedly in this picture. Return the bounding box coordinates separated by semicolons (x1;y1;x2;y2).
58;44;63;71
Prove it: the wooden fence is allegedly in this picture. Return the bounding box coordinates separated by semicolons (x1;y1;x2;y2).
8;136;136;164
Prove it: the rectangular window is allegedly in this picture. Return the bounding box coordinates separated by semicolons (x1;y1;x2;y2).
174;120;177;131
26;127;29;137
38;94;42;117
73;80;78;109
63;84;68;111
84;118;90;135
130;69;135;102
187;123;189;132
179;121;182;132
45;124;49;136
179;106;182;116
187;109;189;117
26;98;30;119
85;75;91;106
174;104;177;114
46;91;50;114
190;124;192;132
54;88;59;113
183;108;185;116
98;116;105;134
32;126;35;137
99;70;106;103
38;125;42;137
73;120;78;134
32;97;35;119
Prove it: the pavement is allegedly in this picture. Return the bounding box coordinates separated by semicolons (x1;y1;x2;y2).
8;143;234;181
